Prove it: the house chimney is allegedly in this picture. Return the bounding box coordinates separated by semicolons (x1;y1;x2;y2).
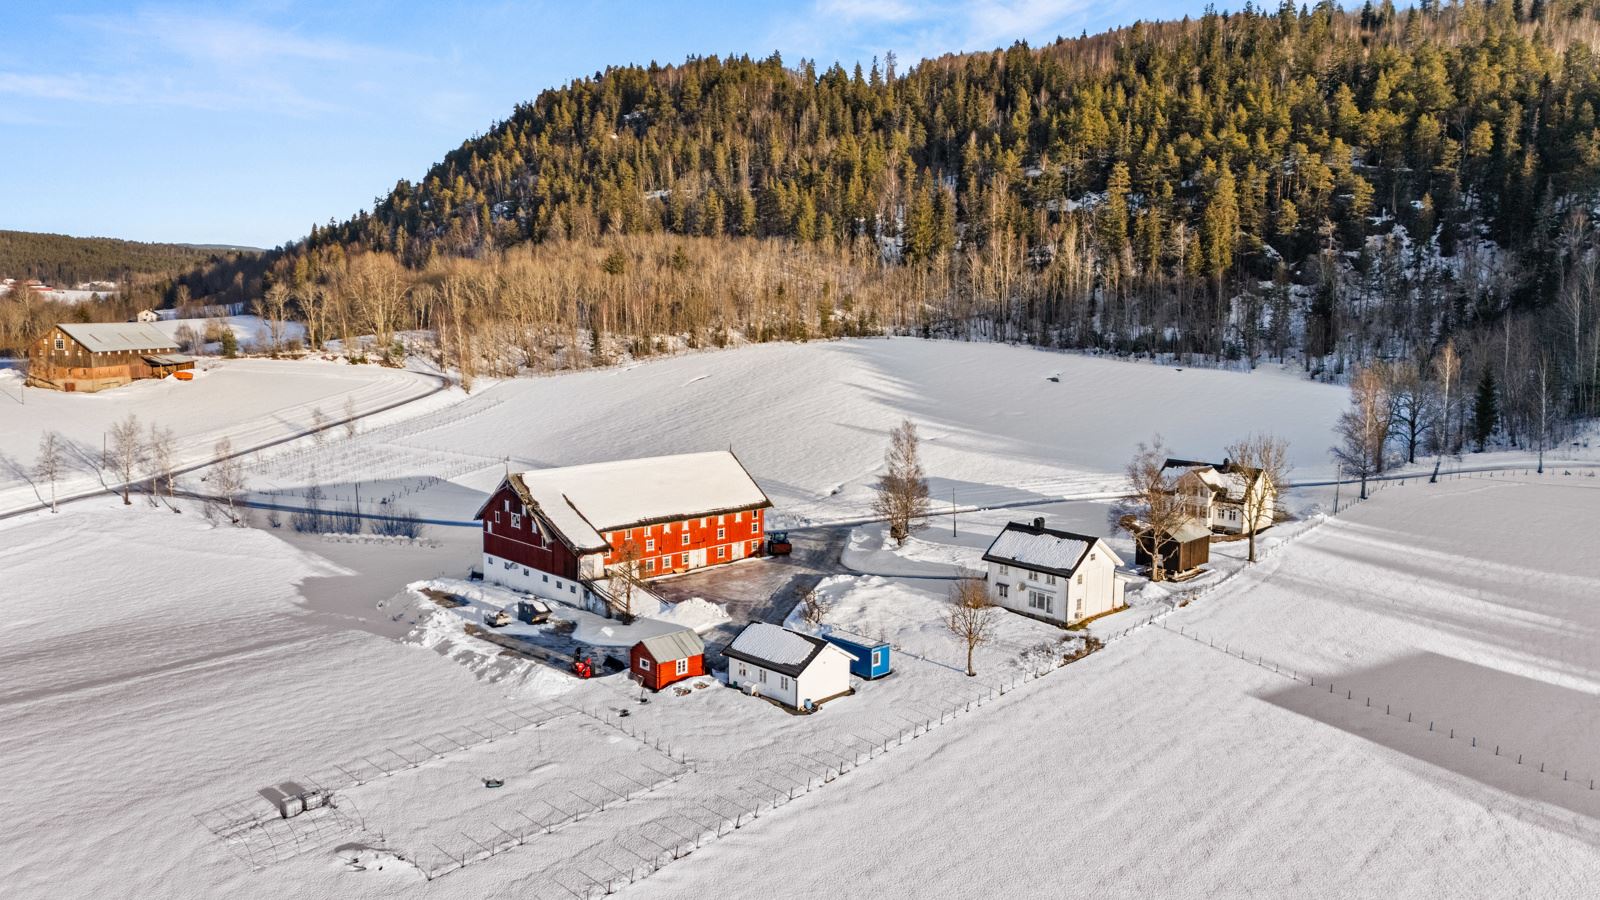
1032;517;1045;530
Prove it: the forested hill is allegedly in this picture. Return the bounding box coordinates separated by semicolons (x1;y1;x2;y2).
245;1;1600;442
0;229;258;287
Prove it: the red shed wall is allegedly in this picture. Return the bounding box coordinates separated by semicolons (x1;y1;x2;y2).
630;644;705;691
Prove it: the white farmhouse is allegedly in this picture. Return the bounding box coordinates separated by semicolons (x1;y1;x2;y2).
982;518;1127;626
1164;457;1277;535
723;623;854;711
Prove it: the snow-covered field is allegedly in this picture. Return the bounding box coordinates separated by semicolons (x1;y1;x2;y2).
7;337;1599;899
245;338;1353;525
0;358;445;516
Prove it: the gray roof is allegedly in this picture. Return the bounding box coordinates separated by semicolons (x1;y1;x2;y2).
637;628;703;662
723;623;836;678
58;322;177;353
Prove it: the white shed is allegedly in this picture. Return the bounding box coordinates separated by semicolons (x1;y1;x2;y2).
981;518;1127;626
723;623;854;711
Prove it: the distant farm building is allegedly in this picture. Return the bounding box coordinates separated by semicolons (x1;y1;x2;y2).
1130;517;1211;579
630;629;705;692
134;309;159;323
1163;458;1277;535
26;323;193;392
822;631;891;680
476;451;771;604
724;623;854;711
982;518;1127;626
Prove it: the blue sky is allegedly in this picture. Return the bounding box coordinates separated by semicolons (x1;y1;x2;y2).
2;1;1192;249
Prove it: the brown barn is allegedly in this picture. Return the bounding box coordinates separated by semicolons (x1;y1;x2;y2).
630;629;705;692
27;323;193;393
1132;517;1211;577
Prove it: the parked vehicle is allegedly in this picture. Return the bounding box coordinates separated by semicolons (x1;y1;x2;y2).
767;531;793;556
515;599;551;624
484;609;511;628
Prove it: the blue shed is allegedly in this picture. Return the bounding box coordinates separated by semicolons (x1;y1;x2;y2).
822;631;892;679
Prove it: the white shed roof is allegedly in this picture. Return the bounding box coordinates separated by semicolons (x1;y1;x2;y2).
497;451;770;552
57;322;177;353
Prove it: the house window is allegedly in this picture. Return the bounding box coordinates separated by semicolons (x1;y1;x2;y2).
758;668;767;683
1045;573;1056;586
681;532;690;546
1028;590;1051;613
1076;573;1083;585
1076;597;1084;616
716;528;725;540
779;676;789;690
716;546;726;559
738;664;748;677
645;538;655;551
676;658;688;676
873;649;884;667
510;513;521;529
639;657;652;671
997;584;1009;598
999;565;1009;575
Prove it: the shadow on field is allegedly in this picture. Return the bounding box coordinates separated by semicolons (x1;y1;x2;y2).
1260;652;1600;823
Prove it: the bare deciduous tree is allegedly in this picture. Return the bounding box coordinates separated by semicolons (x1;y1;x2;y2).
106;414;144;505
946;574;998;677
871;418;930;546
1123;435;1189;583
1224;433;1291;563
1430;340;1460;481
147;423;179;511
35;430;62;513
209;437;247;525
1332;365;1390;500
259;282;291;357
310;406;328;445
798;587;828;628
608;541;644;624
343;396;358;440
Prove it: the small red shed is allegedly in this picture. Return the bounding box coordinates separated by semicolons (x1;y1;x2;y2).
630;629;705;692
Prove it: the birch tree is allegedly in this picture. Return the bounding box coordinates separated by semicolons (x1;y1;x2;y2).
1331;366;1390;501
35;430;62;513
147;423;179;510
1430;340;1460;481
106;414;144;505
209;437;247;525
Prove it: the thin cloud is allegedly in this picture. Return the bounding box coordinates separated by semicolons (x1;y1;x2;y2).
773;0;1118;68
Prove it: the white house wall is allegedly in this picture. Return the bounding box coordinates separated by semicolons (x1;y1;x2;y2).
986;541;1125;626
795;648;852;706
728;659;799;708
483;552;605;612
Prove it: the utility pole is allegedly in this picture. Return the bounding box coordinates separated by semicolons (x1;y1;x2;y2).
1333;464;1342;514
951;487;957;536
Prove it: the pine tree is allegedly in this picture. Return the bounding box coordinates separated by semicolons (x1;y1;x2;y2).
1473;367;1498;451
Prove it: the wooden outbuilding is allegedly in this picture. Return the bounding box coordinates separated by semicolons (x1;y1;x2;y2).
630;629;705;692
1131;517;1212;577
26;323;193;393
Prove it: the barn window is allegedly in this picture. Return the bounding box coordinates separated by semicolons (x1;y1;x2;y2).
735;512;742;521
645;559;655;573
717;515;724;525
675;658;688;676
751;521;759;534
716;546;726;559
510;513;521;529
542;574;549;582
504;499;511;511
716;528;725;540
638;657;651;671
681;532;690;546
54;337;65;351
750;541;759;554
494;511;501;523
645;538;655;551
681;553;689;567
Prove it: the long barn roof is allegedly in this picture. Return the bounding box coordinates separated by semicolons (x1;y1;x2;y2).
57;322;177;353
485;450;771;553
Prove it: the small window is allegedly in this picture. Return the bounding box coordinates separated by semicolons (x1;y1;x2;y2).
735;512;743;521
751;521;759;534
779;676;789;690
54;337;65;351
504;499;511;511
494;511;501;523
510;513;521;529
873;649;884;666
1076;573;1083;585
646;538;655;551
638;657;651;671
999;564;1009;576
676;658;688;676
681;553;689;566
681;533;690;546
1045;573;1056;585
645;559;655;572
717;515;724;525
997;584;1009;598
716;528;725;540
1029;590;1051;613
758;668;767;683
738;663;748;677
717;546;726;559
542;574;549;583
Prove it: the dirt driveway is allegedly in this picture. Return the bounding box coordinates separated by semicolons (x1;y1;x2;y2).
649;526;850;656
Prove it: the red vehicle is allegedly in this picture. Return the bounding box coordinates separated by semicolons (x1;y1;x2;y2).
572;649;596;679
767;531;792;556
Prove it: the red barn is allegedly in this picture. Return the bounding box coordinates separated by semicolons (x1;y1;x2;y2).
475;450;772;603
630;629;705;691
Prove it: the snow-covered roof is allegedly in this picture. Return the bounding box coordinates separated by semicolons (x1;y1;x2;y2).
822;629;885;649
982;521;1103;577
57;322;177;353
724;623;835;677
495;451;770;553
637;628;703;662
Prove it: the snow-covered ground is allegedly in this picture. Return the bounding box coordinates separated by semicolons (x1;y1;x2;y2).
0;358;446;516
244;338;1354;525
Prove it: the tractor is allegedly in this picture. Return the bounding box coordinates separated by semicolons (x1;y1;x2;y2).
766;531;793;556
571;648;596;679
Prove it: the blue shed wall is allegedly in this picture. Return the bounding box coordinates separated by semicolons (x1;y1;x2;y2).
824;635;891;679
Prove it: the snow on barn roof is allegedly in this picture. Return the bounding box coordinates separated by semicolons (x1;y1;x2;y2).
724;623;841;677
57;322;177;353
982;520;1102;578
495;451;770;553
637;629;703;663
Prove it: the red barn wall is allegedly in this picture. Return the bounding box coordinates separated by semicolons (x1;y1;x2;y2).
481;484;582;580
602;507;765;579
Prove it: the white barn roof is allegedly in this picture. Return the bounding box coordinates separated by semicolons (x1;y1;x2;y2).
57;322;177;353
496;451;770;552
